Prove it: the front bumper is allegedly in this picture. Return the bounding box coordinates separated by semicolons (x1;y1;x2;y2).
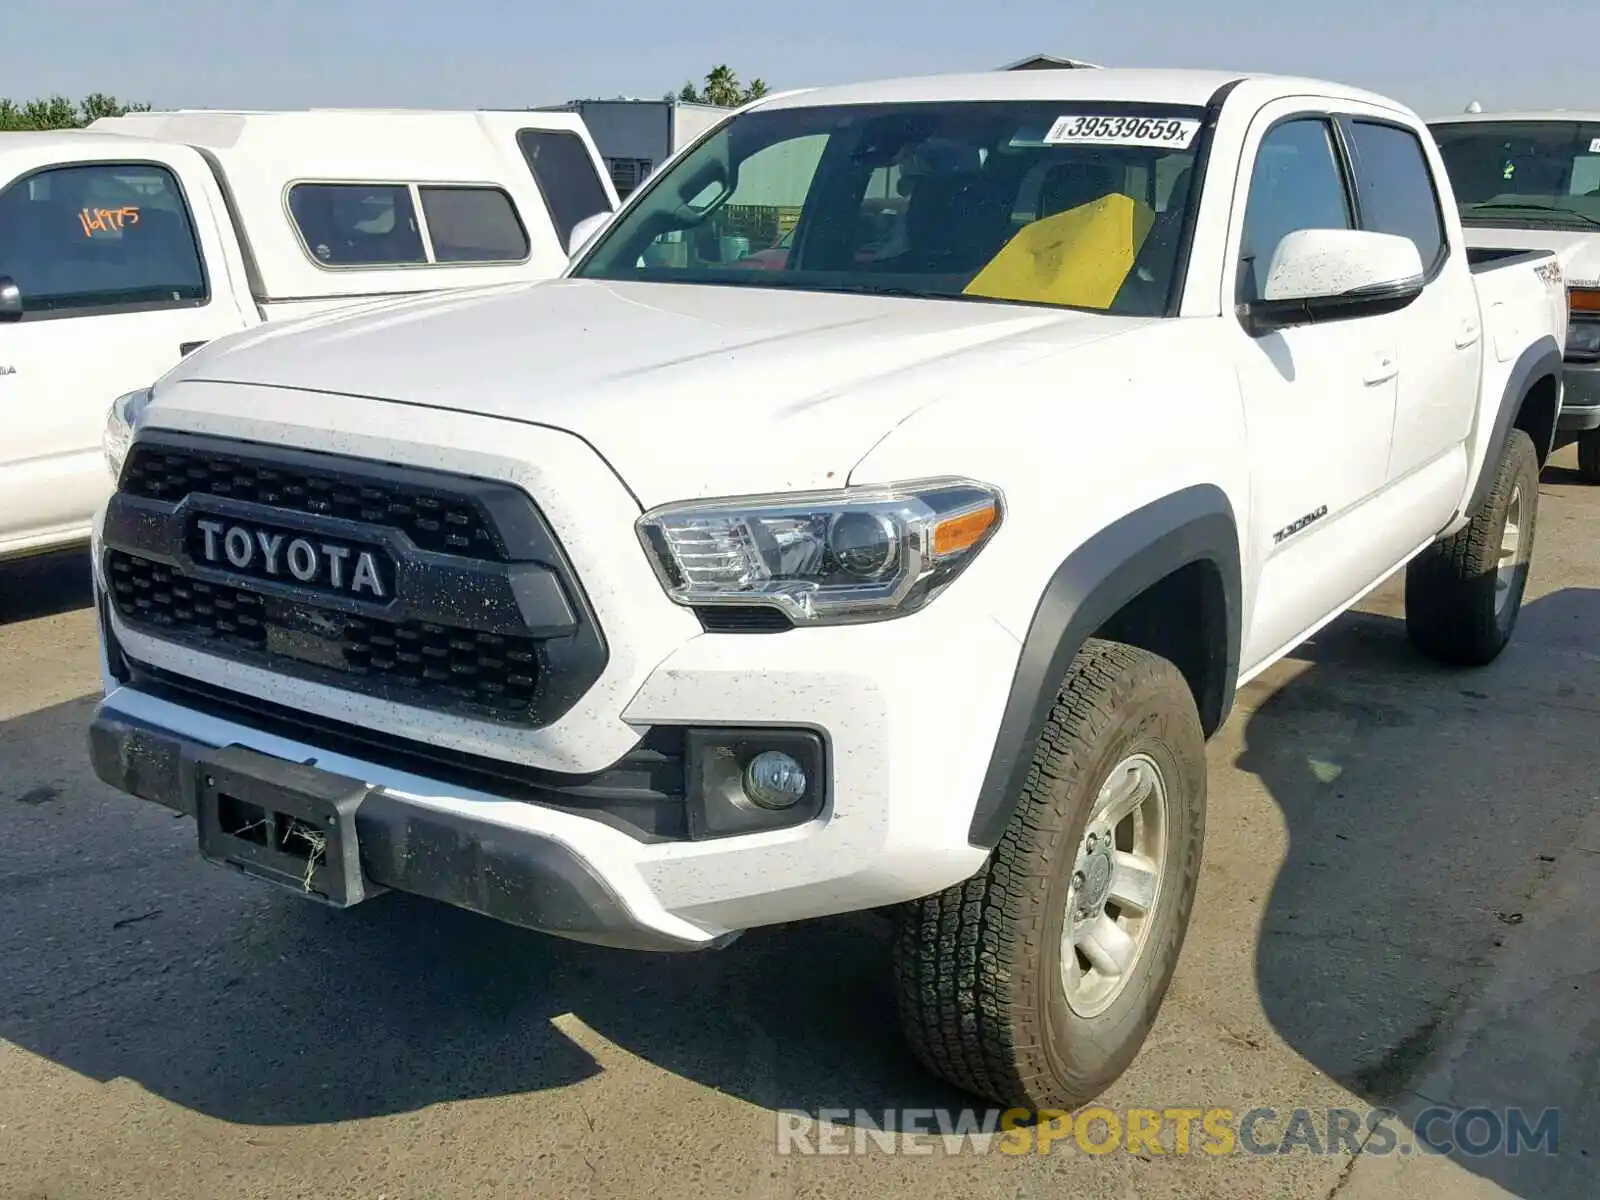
91;591;1015;951
1559;360;1600;432
89;709;699;950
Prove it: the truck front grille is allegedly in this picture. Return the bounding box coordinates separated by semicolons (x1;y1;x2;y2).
120;443;507;562
107;551;544;721
102;432;608;730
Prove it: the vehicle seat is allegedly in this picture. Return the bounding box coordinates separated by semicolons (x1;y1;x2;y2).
896;173;1013;273
125;208;204;289
1111;165;1192;313
1504;158;1566;195
1036;163;1117;218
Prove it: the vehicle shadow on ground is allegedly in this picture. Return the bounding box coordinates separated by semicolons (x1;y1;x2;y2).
1238;586;1600;1199
1539;461;1588;487
2;596;1593;1160
0;692;972;1128
0;547;93;625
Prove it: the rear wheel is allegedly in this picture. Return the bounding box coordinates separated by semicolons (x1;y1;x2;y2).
892;639;1207;1110
1405;429;1540;667
1577;430;1600;484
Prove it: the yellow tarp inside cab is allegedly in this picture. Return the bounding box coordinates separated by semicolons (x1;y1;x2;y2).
964;193;1155;310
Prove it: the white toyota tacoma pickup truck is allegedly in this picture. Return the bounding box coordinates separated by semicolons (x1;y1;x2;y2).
87;69;1567;1109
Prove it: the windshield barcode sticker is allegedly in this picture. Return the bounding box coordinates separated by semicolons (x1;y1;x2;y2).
1044;115;1202;149
1589;137;1600;154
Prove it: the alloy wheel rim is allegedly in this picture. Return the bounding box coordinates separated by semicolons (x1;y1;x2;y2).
1060;752;1170;1018
1495;483;1524;618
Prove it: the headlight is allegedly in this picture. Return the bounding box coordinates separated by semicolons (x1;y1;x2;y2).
103;388;152;481
1566;318;1600;358
636;479;1003;625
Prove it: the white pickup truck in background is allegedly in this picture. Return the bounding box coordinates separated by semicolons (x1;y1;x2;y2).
1430;109;1600;481
0;108;619;562
88;69;1565;1110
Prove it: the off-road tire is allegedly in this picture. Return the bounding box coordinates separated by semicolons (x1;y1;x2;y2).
1576;430;1600;484
891;639;1207;1110
1405;429;1540;667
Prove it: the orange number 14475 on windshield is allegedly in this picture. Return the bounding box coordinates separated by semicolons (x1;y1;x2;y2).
79;206;141;236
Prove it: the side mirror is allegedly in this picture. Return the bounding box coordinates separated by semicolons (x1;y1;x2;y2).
1243;229;1425;336
567;211;612;259
0;276;21;322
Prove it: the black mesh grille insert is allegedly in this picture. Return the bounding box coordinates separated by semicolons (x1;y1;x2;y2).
107;550;542;722
119;443;505;561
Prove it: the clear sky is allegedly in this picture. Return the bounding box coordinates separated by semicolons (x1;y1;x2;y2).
2;0;1589;120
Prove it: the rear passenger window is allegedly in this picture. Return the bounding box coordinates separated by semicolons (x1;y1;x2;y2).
1239;119;1353;301
1344;120;1448;273
288;183;426;266
517;129;611;246
418;186;529;262
0;161;206;316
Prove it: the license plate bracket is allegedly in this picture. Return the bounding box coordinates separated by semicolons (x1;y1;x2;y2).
195;745;381;907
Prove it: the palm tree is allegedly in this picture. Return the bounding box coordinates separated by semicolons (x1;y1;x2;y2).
702;65;743;108
674;69;771;108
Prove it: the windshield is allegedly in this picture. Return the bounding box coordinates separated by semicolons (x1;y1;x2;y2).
572;101;1208;317
1431;120;1600;231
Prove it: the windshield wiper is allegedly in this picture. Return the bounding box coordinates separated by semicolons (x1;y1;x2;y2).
798;282;955;301
1462;201;1600;229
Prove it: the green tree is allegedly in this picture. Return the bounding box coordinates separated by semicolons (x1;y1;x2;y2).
702;64;742;107
675;68;769;108
0;93;151;132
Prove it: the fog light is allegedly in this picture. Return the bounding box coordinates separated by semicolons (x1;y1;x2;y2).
743;751;808;810
685;729;825;838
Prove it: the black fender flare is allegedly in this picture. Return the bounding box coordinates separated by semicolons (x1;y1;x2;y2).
1465;335;1562;518
967;484;1242;849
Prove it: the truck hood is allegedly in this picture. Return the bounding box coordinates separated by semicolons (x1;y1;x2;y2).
1461;225;1600;286
173;278;1148;507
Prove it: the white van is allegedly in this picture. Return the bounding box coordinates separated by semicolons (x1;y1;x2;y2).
0;109;618;562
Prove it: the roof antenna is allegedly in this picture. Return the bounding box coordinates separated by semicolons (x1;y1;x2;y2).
1465;100;1483;114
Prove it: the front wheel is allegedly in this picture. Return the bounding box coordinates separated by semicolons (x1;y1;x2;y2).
892;639;1207;1110
1404;429;1540;667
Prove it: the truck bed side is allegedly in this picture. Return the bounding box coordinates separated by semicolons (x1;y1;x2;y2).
1456;247;1567;522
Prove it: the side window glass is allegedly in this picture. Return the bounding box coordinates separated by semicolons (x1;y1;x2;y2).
0;161;206;316
417;186;529;262
1240;119;1352;300
1346;120;1448;273
288;183;426;266
516;129;611;247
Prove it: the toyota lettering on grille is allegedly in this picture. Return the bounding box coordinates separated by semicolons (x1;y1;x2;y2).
194;518;392;599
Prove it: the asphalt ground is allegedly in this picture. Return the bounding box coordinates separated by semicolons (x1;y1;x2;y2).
1;446;1595;1199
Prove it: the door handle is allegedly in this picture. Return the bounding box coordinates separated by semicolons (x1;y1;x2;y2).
1363;351;1398;386
1455;319;1481;349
